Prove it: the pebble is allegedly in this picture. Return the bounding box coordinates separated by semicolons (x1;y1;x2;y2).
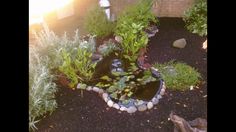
147;102;153;109
92;87;100;93
152;97;159;105
113;103;120;110
102;93;108;102
160;89;165;95
157;95;162;99
138;104;147;112
107;100;114;107
98;89;104;94
86;86;92;91
120;106;127;111
127;106;137;113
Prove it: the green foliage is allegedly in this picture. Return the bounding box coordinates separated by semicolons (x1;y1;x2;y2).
98;40;119;56
29;48;57;131
59;50;78;88
85;5;115;38
153;61;202;91
183;0;207;36
75;47;97;81
115;0;157;62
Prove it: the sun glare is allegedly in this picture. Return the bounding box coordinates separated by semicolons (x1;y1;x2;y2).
29;0;73;25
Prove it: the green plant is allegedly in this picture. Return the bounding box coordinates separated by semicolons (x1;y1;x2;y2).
116;22;148;62
117;0;158;29
75;47;97;81
59;50;79;88
29;48;57;131
153;61;201;91
115;0;157;62
183;0;207;36
85;5;115;38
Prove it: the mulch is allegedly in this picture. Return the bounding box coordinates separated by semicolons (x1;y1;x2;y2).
36;18;207;132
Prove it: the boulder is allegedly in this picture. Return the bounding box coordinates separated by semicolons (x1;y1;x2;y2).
173;38;187;49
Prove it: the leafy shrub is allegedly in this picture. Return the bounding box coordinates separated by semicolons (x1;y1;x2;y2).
115;0;157;62
85;5;115;38
33;23;81;69
29;47;57;131
183;0;207;36
153;61;201;91
59;36;97;88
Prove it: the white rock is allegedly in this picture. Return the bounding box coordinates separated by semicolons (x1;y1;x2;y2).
127;106;137;113
113;103;120;110
120;106;127;111
160;89;165;95
162;83;166;90
147;102;153;109
107;100;114;107
157;95;162;99
98;89;104;94
92;87;100;93
173;38;187;48
86;86;92;91
138;104;147;112
102;93;108;102
152;97;159;105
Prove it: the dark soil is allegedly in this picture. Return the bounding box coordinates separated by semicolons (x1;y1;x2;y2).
36;18;207;132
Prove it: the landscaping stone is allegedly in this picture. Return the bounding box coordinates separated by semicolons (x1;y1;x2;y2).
138;104;147;111
157;95;162;99
127;106;137;113
160;89;165;96
152;97;159;105
173;38;187;48
147;102;153;109
113;103;120;110
86;86;92;91
92;53;103;62
107;100;114;107
92;87;100;93
98;89;104;94
120;106;127;111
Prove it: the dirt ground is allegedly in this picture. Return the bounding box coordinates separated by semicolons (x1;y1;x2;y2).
35;18;207;132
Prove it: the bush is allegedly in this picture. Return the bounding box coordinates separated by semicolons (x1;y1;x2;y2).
115;0;157;62
29;47;57;131
85;5;115;38
153;61;201;91
183;0;207;36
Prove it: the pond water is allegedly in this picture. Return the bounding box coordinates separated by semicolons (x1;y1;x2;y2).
89;51;161;101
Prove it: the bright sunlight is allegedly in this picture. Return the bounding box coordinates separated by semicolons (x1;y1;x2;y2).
29;0;73;25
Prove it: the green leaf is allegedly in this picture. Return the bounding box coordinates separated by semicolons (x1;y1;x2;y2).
100;75;112;81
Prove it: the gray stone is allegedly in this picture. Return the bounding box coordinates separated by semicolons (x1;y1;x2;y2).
152;97;159;105
86;86;92;91
92;53;103;62
107;100;114;107
147;102;153;109
92;87;100;93
173;38;187;48
102;93;108;102
115;36;122;43
120;106;127;111
157;95;162;99
162;83;166;90
138;104;147;112
113;103;120;110
127;106;137;113
98;89;104;94
160;89;165;96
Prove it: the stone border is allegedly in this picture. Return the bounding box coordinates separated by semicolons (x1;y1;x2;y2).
77;67;166;113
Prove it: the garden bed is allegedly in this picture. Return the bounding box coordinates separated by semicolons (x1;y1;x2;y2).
35;18;207;131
